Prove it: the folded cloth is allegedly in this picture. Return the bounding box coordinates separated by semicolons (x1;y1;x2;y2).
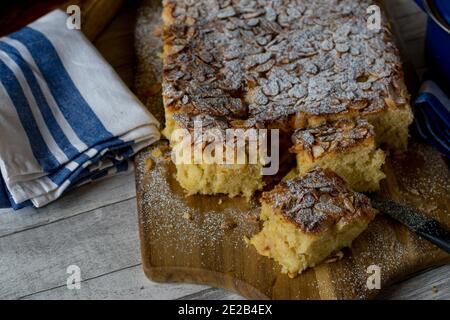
0;10;160;209
413;78;450;158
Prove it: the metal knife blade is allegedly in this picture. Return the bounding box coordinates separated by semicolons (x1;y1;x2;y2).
369;194;450;254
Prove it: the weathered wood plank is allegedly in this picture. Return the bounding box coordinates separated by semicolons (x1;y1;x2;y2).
404;37;427;70
94;1;137;87
0;198;141;299
21;265;206;300
179;288;243;300
181;264;450;300
384;0;428;71
377;265;450;300
395;12;427;42
0;171;136;238
387;0;423;19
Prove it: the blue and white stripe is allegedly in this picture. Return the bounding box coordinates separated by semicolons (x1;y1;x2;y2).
0;10;160;209
413;78;450;158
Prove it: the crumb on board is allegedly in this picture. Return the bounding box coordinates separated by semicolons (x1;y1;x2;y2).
183;212;192;220
151;148;163;158
154;26;163;37
325;251;345;264
144;158;153;172
221;218;237;231
245;212;260;224
408;188;420;196
432;285;438;294
151;144;171;158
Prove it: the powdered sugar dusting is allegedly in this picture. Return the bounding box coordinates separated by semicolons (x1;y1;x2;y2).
262;168;376;233
291;118;374;158
136;143;261;258
161;0;409;129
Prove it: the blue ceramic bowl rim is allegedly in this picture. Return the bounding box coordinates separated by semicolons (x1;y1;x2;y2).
422;0;450;35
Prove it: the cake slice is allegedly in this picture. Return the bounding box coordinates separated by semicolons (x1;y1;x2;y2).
168;114;265;198
291;119;385;192
250;168;377;277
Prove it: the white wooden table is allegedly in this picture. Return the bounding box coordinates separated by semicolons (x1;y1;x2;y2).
0;0;448;300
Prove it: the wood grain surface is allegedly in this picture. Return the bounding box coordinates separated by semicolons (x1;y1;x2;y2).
134;0;450;299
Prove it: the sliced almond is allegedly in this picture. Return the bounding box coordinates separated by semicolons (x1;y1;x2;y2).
312;145;325;158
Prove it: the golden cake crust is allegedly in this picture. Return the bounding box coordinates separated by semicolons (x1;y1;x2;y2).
161;0;409;132
261;168;376;233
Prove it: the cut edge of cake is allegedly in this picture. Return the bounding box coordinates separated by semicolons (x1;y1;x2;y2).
249;168;377;277
291;118;386;192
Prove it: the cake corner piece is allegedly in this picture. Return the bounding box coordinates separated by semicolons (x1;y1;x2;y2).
250;168;377;277
291;118;386;192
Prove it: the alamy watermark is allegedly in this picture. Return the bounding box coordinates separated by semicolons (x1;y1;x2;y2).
366;264;381;290
66;264;81;290
367;5;381;31
66;5;81;30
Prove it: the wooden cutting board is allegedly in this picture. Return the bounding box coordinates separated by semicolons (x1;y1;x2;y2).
134;0;450;299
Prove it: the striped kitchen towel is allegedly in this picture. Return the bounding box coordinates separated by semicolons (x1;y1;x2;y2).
413;78;450;158
0;10;160;210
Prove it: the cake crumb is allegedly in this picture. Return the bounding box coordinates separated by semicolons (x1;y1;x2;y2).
245;212;260;223
325;251;345;264
221;218;237;231
151;147;163;158
424;204;438;214
218;198;223;205
182;212;192;220
144;158;153;171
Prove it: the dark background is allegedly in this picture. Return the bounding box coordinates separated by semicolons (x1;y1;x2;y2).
0;0;77;36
